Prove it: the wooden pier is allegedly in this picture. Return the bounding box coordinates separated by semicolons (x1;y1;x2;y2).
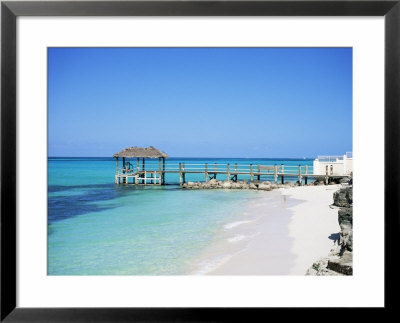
113;147;348;186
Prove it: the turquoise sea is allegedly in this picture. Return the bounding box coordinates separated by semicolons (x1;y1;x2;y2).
48;157;314;275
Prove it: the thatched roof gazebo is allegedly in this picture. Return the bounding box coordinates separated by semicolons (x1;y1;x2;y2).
113;146;168;159
113;146;168;185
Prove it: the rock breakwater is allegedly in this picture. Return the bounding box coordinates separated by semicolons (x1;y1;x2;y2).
182;179;298;190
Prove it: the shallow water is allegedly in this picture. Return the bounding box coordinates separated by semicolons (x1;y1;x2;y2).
48;157;313;275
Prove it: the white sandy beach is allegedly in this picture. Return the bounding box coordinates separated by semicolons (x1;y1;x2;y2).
199;185;341;275
285;185;342;274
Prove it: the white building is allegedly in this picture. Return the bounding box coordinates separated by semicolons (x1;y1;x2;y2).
313;152;353;176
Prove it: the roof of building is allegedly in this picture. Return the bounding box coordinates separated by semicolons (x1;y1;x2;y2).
113;146;168;158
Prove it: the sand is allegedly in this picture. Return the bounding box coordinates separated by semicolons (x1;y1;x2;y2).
203;185;341;275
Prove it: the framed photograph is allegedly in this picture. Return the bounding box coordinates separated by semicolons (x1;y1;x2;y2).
1;0;398;320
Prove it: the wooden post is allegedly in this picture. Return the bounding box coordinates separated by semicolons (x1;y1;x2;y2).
298;165;302;186
205;163;208;182
325;165;329;185
234;163;238;181
281;164;284;184
162;157;166;184
214;163;217;180
142;158;146;184
182;162;186;184
257;164;261;181
116;158;119;184
135;158;139;184
274;165;278;183
305;165;308;185
122;157;125;183
122;157;126;183
250;164;253;182
179;163;183;186
158;158;162;185
227;163;230;180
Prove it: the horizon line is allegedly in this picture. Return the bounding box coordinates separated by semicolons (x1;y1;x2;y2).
48;156;317;159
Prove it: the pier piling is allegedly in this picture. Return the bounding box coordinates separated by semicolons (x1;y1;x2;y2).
298;165;302;185
179;163;183;186
183;162;186;184
325;165;329;185
116;158;120;184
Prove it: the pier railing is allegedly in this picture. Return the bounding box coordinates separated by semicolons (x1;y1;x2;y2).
118;163;313;174
116;162;321;185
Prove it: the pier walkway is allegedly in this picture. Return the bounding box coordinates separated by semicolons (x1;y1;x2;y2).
115;162;346;186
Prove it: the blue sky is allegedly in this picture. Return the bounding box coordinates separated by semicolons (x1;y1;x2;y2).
48;47;352;158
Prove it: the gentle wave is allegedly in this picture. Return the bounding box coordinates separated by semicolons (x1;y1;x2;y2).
224;220;252;229
227;235;247;243
192;255;233;275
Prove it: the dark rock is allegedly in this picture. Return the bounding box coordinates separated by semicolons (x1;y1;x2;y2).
340;177;351;184
338;207;352;225
340;226;352;252
333;187;352;207
327;251;353;275
338;207;353;252
313;179;325;185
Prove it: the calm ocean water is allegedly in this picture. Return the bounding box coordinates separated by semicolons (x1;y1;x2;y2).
48;157;313;275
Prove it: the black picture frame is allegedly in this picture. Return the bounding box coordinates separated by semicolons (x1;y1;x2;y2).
1;0;398;321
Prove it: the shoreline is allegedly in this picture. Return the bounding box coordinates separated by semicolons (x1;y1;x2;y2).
191;185;341;275
286;185;341;274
